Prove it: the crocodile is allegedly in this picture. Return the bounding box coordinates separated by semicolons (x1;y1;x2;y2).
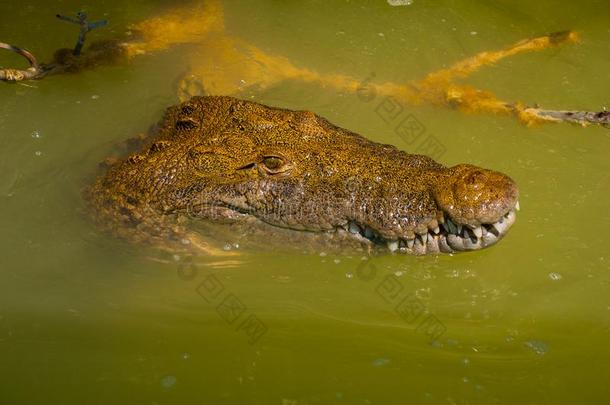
86;96;519;255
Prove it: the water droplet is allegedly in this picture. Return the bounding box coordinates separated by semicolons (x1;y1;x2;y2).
91;94;100;100
549;272;562;281
34;151;42;156
223;243;232;251
470;31;478;36
31;130;41;138
345;272;354;279
333;258;341;264
319;252;327;257
181;352;191;360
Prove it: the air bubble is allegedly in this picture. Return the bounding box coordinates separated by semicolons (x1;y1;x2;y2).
524;340;549;355
160;375;177;389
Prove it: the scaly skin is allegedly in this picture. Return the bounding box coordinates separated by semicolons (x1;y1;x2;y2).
86;96;519;255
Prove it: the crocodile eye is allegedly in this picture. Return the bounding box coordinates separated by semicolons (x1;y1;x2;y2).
263;156;282;170
260;155;291;175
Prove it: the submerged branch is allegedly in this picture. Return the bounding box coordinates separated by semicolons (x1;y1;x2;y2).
520;107;610;128
0;42;47;81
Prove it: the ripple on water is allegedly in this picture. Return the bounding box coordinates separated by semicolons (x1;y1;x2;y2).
387;0;413;5
372;358;390;367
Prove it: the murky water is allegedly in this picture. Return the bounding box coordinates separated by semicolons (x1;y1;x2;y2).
1;0;609;404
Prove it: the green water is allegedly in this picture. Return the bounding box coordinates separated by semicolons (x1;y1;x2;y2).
1;0;610;404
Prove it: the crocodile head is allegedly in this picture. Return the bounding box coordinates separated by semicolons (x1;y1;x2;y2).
88;96;519;255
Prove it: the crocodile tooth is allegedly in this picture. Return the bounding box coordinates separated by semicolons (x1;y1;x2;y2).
432;226;440;234
447;234;465;251
438;236;452;253
406;239;414;249
515;201;520;211
488;224;500;237
425;234;439;254
456;224;463;235
444;219;457;235
465;228;477;243
348;222;361;234
482;229;498;246
472;226;483;238
387;240;399;252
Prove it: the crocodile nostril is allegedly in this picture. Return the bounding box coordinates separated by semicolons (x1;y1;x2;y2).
467;170;487;186
180;104;196;115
